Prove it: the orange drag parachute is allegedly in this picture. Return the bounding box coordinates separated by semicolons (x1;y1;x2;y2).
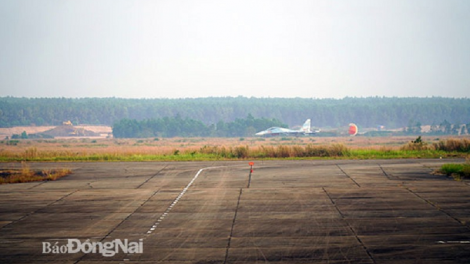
348;123;358;136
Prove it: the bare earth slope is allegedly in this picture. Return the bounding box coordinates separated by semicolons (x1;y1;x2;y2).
0;125;112;138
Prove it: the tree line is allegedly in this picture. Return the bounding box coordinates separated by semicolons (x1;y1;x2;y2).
112;114;286;138
1;96;469;129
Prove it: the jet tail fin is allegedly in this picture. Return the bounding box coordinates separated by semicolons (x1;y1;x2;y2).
301;119;311;133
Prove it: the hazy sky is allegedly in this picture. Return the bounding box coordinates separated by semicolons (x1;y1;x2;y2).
1;0;469;99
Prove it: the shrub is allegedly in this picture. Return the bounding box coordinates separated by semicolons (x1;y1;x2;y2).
233;146;249;158
440;163;464;175
6;140;19;146
275;145;291;158
329;143;349;156
401;136;428;151
305;145;329;157
438;162;470;179
433;138;470;152
23;147;38;159
462;164;470;177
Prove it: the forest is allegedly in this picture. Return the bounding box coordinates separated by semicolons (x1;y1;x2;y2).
1;96;469;131
112;114;286;138
111;115;470;138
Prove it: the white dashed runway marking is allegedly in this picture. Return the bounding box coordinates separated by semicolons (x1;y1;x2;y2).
145;166;222;235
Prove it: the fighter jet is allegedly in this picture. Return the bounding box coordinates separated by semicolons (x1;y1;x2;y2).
255;119;320;137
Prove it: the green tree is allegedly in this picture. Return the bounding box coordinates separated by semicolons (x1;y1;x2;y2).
406;120;422;134
1;97;470;130
440;120;452;134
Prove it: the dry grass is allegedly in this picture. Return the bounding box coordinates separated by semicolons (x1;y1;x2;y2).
0;135;469;161
0;162;72;184
400;137;470;152
432;138;470;152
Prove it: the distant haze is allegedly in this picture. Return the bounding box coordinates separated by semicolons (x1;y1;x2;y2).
1;0;469;99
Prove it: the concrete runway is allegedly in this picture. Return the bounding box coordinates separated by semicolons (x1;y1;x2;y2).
1;159;470;263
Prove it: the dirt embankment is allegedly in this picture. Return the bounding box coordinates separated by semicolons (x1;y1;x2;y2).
0;125;112;138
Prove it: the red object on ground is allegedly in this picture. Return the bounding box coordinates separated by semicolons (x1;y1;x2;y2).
348;123;358;136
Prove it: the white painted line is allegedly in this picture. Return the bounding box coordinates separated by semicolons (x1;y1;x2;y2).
437;241;470;244
145;166;224;235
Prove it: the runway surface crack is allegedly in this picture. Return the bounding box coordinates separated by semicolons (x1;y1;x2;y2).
323;188;376;264
73;190;160;264
1;189;79;230
378;164;397;180
336;164;361;187
404;187;470;230
136;164;168;189
224;188;243;264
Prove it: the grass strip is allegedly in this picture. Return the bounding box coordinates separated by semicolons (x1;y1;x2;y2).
0;149;464;162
